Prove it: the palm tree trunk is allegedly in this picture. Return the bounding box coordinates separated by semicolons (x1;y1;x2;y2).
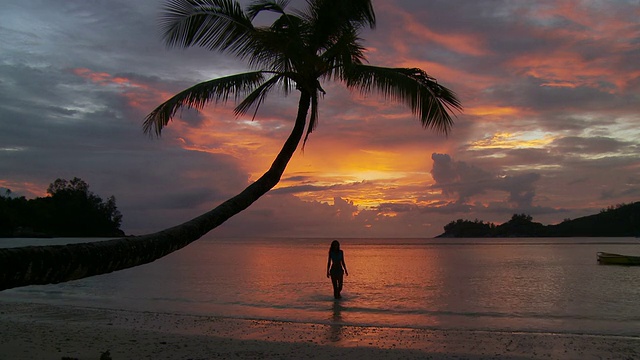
0;92;312;291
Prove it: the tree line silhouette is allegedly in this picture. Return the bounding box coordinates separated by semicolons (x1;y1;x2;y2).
0;177;123;237
438;203;640;237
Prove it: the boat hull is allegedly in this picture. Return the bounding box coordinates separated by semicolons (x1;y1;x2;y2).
597;252;640;266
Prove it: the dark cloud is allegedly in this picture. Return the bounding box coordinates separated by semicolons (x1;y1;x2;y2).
551;136;633;155
483;80;632;119
271;184;338;195
376;203;417;213
271;181;370;195
600;187;640;201
282;175;314;182
430;153;541;208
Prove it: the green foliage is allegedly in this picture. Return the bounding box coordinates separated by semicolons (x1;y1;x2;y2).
0;177;123;237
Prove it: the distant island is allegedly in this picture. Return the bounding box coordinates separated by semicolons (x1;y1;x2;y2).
0;177;124;238
437;202;640;238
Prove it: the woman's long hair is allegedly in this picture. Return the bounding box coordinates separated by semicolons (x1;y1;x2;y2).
329;240;340;254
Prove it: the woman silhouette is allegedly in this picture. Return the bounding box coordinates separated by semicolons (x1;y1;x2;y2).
326;240;348;299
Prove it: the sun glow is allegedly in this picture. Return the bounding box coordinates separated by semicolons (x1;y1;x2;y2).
467;106;520;117
0;180;47;198
469;132;557;150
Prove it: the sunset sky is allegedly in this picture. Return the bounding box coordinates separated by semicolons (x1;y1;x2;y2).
1;0;639;238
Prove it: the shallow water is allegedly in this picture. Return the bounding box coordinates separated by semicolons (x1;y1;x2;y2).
2;236;640;336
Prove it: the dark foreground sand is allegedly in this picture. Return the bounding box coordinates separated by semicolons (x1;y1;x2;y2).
0;302;638;360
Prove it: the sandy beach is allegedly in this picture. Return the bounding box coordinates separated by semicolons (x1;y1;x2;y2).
0;301;637;360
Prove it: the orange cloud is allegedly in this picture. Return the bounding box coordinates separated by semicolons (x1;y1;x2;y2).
69;69;454;215
268;137;446;210
536;1;639;46
469;132;557;150
395;59;494;94
466;106;522;117
379;2;489;57
168;102;307;171
72;68;112;84
72;67;171;114
507;50;623;92
0;179;47;198
363;4;497;97
161;96;446;215
509;2;640;92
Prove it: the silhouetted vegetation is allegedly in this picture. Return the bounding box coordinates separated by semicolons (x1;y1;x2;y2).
60;350;111;360
442;219;496;237
438;202;640;237
0;177;123;237
549;202;640;237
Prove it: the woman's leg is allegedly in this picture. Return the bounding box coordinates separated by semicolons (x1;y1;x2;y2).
330;266;345;299
331;275;340;298
337;273;344;297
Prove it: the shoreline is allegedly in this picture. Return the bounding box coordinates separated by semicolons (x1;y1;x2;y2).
1;301;639;359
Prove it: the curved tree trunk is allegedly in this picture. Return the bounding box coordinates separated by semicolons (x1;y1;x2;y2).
0;92;312;291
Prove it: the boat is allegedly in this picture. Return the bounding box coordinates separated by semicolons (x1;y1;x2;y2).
597;252;640;266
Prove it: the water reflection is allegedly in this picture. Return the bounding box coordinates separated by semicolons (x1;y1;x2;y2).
328;300;344;342
7;238;640;336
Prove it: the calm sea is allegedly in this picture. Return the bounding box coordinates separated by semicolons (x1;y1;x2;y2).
1;236;640;336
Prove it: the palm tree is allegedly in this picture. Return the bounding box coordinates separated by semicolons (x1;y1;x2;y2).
0;0;461;291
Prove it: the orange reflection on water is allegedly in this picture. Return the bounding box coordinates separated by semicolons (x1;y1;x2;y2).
342;242;446;328
463;243;571;315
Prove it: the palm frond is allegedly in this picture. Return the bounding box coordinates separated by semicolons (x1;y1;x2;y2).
234;73;286;119
345;65;462;134
319;27;366;80
143;71;266;136
161;0;256;57
303;0;375;52
246;0;290;20
243;22;303;72
305;0;375;30
303;90;320;147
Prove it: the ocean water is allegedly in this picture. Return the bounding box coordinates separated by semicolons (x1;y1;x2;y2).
1;236;640;336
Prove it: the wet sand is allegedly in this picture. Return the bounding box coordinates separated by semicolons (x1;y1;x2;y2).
0;301;638;360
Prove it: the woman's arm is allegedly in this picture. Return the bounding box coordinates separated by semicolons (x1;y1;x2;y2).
341;255;348;276
326;255;331;278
